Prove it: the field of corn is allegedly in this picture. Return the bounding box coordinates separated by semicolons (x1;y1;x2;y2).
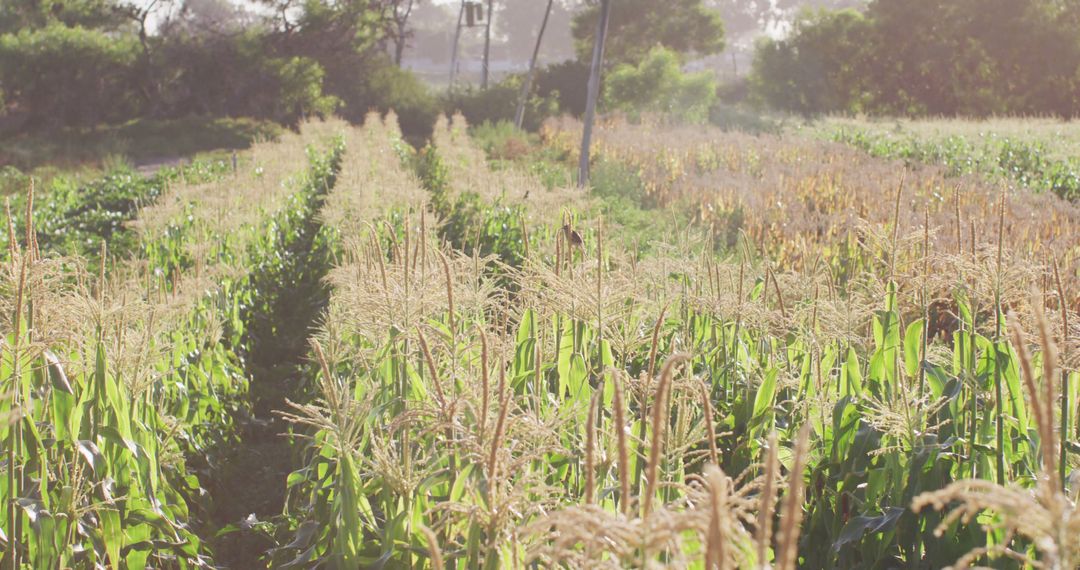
1;112;1078;569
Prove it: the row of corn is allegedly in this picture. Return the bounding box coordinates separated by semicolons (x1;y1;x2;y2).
272;114;1077;569
0;120;344;568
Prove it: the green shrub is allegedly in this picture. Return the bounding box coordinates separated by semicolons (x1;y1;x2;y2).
335;59;440;139
708;102;782;135
534;60;590;117
273;56;340;120
0;23;141;127
588;158;689;252
603;47;717;124
443;77;559;132
469;121;532;161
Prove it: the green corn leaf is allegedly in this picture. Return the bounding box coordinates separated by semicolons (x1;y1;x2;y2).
751;368;778;426
903;318;925;379
99;507;122;570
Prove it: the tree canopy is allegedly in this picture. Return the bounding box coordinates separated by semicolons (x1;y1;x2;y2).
0;0;429;129
572;0;725;66
751;0;1080;117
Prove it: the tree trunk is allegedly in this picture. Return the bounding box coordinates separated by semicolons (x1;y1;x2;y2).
482;0;494;89
449;0;466;88
514;0;554;130
394;28;407;66
578;0;613;188
393;0;414;67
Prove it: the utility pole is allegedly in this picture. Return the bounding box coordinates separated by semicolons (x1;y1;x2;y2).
514;0;554;130
481;0;494;89
449;0;466;89
578;0;613;188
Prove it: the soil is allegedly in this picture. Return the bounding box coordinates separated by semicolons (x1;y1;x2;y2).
206;203;329;569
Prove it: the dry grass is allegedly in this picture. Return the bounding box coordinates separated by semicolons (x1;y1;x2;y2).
543;117;1080;302
433;113;591;225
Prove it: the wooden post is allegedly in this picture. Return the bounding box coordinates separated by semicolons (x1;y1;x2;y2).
578;0;613;188
449;0;466;89
514;0;554;130
482;0;494;89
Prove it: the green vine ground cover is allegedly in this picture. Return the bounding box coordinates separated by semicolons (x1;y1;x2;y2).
807;118;1080;202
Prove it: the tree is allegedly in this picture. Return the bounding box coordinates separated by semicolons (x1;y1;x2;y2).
750;8;870;115
388;0;417;66
572;0;725;66
0;23;141;126
710;0;866;42
514;0;554;129
0;0;125;34
604;46;717;123
497;0;578;63
750;0;1080;118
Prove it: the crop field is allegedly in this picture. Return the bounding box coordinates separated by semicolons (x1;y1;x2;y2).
1;111;1078;570
804;117;1080;202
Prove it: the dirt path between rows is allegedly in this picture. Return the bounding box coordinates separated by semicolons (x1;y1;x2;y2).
207;202;330;568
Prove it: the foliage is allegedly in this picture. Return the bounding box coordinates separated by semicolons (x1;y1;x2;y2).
587;158;686;251
751;0;1080;117
0;0;402;130
469;120;534;161
335;59;439;139
444;76;560;132
604;46;717;124
0;0;124;35
0;121;344;568
154;29;338;126
572;0;726;66
750;8;870;116
824;122;1080;202
266;56;340;120
0;23;141;127
707;102;783;135
534;59;591;118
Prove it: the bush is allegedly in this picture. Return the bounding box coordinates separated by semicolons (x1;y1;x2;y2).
52;28;340;127
272;56;340;120
470;121;533;161
603;47;717;124
708;102;781;135
749;9;869;116
0;23;141;127
588;158;689;252
334;59;439;139
443;77;559;132
534;60;590;117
